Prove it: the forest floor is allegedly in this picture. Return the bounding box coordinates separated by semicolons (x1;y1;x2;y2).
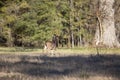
0;47;120;80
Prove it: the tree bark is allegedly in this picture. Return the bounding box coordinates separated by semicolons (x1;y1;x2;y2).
95;0;120;48
7;28;13;47
71;32;74;48
69;0;75;48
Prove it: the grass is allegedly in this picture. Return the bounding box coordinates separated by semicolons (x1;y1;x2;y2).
0;47;119;80
0;47;119;55
0;53;120;80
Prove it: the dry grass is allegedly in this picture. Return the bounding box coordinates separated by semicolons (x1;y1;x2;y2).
0;47;120;80
0;52;120;80
0;47;120;55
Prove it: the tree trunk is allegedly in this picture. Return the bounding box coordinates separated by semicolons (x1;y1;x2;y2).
77;36;80;47
68;36;71;48
95;0;120;48
79;35;83;46
7;28;13;47
69;0;75;48
71;31;74;48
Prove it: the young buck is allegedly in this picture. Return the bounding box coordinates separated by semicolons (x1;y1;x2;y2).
43;41;56;55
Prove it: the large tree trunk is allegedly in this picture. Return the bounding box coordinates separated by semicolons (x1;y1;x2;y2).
95;0;120;48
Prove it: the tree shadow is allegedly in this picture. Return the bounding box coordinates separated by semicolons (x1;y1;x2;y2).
0;54;120;79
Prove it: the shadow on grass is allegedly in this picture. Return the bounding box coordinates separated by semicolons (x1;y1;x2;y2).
0;54;120;79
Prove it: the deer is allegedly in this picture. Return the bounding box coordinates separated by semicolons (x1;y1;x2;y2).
43;41;56;56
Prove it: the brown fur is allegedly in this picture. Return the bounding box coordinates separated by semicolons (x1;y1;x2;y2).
43;41;56;54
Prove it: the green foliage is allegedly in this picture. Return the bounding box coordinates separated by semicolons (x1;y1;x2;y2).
0;0;98;47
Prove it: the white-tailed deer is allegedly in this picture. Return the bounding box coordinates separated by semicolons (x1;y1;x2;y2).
43;41;56;55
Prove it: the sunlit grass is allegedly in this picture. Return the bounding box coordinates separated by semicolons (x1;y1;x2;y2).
0;47;119;55
0;47;43;54
56;47;120;55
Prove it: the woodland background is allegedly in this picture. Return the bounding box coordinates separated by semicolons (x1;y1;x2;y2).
0;0;120;48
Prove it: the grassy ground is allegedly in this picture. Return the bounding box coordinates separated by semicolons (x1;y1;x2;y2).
0;47;120;55
0;47;120;80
